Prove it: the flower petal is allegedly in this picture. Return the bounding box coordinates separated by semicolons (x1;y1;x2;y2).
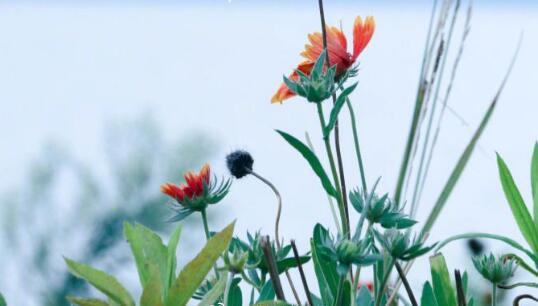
352;16;375;62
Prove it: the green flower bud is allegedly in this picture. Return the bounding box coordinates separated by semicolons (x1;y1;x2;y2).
336;239;361;265
472;253;516;284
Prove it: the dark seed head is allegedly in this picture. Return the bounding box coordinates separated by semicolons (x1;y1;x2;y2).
226;150;254;179
467;238;485;256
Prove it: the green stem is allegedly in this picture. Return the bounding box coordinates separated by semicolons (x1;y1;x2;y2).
201;209;211;240
334;275;345;306
224;272;235;306
201;209;219;277
492;284;497;306
346;99;368;193
316;102;348;236
375;259;395;306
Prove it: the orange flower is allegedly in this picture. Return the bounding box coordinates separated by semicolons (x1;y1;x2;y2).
271;16;375;103
161;164;211;202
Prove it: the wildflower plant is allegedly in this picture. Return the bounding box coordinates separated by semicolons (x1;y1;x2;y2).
52;0;533;306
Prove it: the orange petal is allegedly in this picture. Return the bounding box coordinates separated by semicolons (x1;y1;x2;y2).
352;16;375;61
200;163;211;184
271;61;314;104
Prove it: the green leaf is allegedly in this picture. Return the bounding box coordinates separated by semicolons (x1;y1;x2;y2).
497;154;538;253
140;264;163;306
227;277;243;306
199;271;228;306
256;281;276;302
276;130;337;198
64;258;135;306
166;224;182;288
123;222;168;289
165;221;235;306
420;282;438;306
66;297;109;306
311;224;338;306
341;280;352;306
430;254;457;306
276;256;310;274
532;143;538;227
419;98;497;241
324;82;358;138
0;293;5;306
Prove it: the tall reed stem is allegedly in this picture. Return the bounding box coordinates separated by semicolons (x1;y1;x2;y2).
347;98;368;193
491;284;497;306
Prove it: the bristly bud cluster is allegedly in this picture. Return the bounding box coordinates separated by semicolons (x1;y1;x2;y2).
472;253;516;284
283;49;341;103
350;185;417;229
226;150;254;179
223;244;249;274
315;225;381;276
375;229;435;261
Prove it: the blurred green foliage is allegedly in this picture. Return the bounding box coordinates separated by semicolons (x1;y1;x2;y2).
0;115;218;306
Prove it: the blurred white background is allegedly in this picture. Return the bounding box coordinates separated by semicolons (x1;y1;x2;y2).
0;0;537;304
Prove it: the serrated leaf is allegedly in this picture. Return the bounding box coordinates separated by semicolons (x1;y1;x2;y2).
66;297;109;306
64;258;135;306
430;254;457;306
497;154;538;253
165;221;235;306
276;130;337;198
324;82;358;138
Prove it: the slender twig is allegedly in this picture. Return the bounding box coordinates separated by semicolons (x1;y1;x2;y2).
374;259;395;306
317;0;350;238
291;240;314;306
454;270;467;306
395;261;418;306
492;283;497;306
249;170;302;305
260;236;286;302
513;294;538;306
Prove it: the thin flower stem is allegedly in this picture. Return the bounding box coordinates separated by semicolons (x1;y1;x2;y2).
395;261;418;306
317;0;350;239
492;284;497;306
249;170;302;305
223;272;234;306
346;99;368;193
316;103;348;236
201;209;219;277
352;222;373;299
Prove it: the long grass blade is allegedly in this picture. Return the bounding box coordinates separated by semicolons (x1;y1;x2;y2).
419;35;521;240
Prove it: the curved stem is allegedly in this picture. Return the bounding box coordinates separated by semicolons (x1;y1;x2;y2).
249;170;302;305
375;259;395;306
